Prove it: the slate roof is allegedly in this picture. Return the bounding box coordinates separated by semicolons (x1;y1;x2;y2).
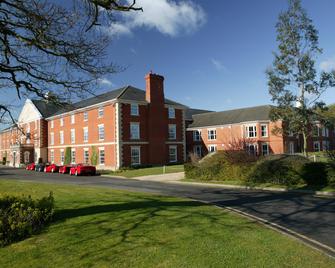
48;86;186;117
185;108;213;121
31;100;62;118
188;105;273;128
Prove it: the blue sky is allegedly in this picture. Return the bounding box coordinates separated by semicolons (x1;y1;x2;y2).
4;0;335;119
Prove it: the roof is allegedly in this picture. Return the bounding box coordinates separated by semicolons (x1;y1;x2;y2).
31;100;61;118
188;105;273;128
185;108;213;121
49;86;186;117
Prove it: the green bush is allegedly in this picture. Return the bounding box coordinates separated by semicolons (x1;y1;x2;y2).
326;163;335;185
90;146;98;166
185;151;256;182
2;157;5;165
301;162;328;186
64;147;71;165
0;192;54;247
247;154;309;186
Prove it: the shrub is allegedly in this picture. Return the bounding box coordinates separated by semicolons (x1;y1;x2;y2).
185;151;256;182
64;147;71;165
90;146;98;166
0;192;54;247
326;163;335;185
301;162;328;186
2;157;5;165
247;154;309;186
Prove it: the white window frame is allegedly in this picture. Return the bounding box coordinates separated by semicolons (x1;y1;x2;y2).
83;127;88;143
60;117;64;127
50;120;54;129
60;149;64;165
99;147;105;165
168;124;177;140
168;107;175;119
130;103;139;116
71;114;75;124
208;145;217;153
208;129;217;140
261;124;268;138
50;132;54;145
84;149;89;164
60;131;64;145
83;111;88;121
193;145;202;157
98;124;105;141
130;146;141;166
130;122;140;140
247;143;257;155
193;130;201;141
98;106;104;118
322;127;329;137
246;125;257;138
70;129;75;144
261;143;269;156
322;141;330;151
169;145;178;163
71;149;76;164
313;141;320;152
50;150;54;163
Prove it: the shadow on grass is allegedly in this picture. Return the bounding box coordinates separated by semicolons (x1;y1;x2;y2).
54;199;205;222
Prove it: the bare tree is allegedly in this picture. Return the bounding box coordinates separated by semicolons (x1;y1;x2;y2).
0;0;142;124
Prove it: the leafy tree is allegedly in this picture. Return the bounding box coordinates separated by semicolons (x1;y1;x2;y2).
267;0;335;155
0;0;142;124
90;146;98;166
64;147;71;165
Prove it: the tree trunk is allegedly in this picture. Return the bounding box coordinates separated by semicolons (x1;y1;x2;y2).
302;131;308;157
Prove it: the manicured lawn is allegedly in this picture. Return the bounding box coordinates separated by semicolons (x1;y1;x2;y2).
101;164;184;178
0;180;334;267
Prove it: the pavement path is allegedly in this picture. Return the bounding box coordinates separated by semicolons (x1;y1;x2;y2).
0;166;334;257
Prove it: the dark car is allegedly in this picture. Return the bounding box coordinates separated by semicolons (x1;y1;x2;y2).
70;164;96;176
35;163;49;172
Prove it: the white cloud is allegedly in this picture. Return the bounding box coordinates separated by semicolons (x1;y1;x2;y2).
106;0;206;37
320;57;335;72
211;58;226;71
98;78;113;86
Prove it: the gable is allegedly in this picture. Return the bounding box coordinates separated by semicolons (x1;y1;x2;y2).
18;99;43;123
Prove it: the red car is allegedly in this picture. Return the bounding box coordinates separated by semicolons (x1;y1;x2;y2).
26;163;36;170
70;164;96;176
44;164;59;173
59;165;72;174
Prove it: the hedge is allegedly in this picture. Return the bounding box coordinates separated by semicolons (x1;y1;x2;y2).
0;193;54;247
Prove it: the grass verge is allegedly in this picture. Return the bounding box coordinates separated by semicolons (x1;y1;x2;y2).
101;164;184;178
0;179;334;267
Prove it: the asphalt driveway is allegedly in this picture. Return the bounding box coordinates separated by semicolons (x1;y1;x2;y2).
0;166;334;256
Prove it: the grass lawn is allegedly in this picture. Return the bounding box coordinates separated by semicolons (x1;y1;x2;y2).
101;164;184;178
0;180;334;268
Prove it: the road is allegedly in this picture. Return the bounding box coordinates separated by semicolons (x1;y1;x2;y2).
0;166;334;256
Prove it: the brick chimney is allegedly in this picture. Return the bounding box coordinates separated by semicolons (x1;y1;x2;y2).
145;72;167;165
145;72;165;104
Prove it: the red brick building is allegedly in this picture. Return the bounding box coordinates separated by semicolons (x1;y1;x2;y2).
1;73;334;168
186;105;335;157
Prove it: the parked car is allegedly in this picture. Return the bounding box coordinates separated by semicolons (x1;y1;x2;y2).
26;163;36;171
59;165;72;174
44;164;59;173
35;163;49;172
70;164;96;176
